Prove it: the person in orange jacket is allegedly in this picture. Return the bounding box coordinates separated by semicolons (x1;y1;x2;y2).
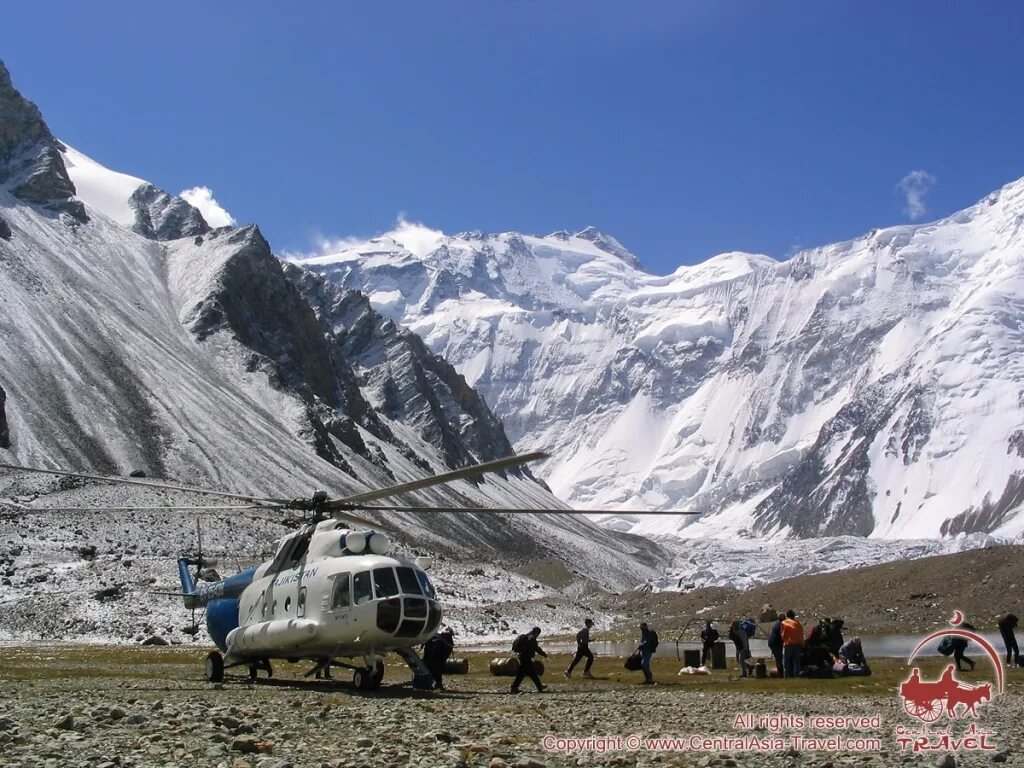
780;610;804;678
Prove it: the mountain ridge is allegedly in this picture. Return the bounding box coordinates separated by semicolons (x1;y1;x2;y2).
0;59;664;603
300;175;1024;541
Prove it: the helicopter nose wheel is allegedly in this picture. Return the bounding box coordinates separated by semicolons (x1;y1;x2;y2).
205;651;224;683
353;660;384;691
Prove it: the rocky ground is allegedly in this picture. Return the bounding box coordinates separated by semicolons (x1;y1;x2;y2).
1;647;1021;768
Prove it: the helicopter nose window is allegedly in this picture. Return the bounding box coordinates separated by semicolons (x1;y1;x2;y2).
372;567;399;599
396;567;422;595
353;571;373;605
416;570;437;599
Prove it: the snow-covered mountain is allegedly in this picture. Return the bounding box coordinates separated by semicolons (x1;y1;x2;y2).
297;183;1024;541
0;59;665;612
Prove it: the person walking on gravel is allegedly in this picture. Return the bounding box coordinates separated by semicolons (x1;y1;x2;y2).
999;614;1019;667
952;622;976;672
423;626;455;690
638;621;659;685
565;618;595;678
511;627;548;693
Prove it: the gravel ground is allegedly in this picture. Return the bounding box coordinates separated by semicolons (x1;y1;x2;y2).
1;647;1021;768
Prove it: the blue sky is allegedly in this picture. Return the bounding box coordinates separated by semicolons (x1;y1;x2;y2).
3;2;1023;273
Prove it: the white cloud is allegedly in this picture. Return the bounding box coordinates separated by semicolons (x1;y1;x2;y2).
179;186;236;228
286;214;445;262
897;170;937;221
390;213;445;257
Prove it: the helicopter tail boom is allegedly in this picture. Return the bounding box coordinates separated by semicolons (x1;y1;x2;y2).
177;558;200;609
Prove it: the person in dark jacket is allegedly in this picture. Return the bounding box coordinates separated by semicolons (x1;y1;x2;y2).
565;618;595;678
423;627;455;690
828;619;845;659
511;627;548;693
952;623;976;672
998;614;1019;666
700;621;719;666
638;622;657;684
728;620;751;678
767;612;785;676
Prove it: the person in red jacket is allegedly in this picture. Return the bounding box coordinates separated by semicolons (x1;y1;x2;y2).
780;610;804;678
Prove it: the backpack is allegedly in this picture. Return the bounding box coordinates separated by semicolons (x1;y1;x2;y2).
648;630;659;653
937;637;955;656
740;619;757;638
512;634;528;654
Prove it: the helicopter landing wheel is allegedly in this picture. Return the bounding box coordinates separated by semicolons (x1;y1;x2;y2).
205;651;224;683
353;667;370;690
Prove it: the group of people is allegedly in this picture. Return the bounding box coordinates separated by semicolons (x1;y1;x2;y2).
704;612;867;679
514;619;660;691
420;610;1021;693
766;612;867;678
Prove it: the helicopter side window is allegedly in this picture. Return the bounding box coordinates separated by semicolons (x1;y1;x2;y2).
353;571;373;605
396;567;422;595
416;570;437;599
331;573;351;609
373;567;399;599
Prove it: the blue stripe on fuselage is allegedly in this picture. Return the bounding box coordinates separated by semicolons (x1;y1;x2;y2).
207;598;239;651
194;566;257;604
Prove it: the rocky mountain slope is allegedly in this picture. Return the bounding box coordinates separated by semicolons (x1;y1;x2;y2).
0;60;667;641
298;183;1024;541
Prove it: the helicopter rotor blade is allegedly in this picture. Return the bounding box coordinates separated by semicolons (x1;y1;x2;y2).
350;504;699;515
0;462;290;506
325;450;550;509
5;504;286;512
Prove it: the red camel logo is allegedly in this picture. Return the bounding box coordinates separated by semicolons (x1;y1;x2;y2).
899;611;1003;723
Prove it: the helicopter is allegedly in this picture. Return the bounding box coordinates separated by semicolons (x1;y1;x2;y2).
0;451;694;691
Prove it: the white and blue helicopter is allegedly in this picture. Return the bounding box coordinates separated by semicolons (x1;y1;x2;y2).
3;452;686;690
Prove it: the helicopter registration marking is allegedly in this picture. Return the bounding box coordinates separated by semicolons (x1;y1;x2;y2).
274;568;318;586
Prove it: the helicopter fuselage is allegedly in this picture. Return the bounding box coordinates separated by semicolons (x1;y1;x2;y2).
179;519;441;671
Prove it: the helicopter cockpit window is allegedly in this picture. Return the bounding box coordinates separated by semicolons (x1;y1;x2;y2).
372;567;399;599
332;573;351;609
353;571;373;605
267;527;315;575
416;569;437;599
396;567;422;595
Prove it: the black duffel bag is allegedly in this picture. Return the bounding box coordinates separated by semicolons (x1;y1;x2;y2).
624;652;643;671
